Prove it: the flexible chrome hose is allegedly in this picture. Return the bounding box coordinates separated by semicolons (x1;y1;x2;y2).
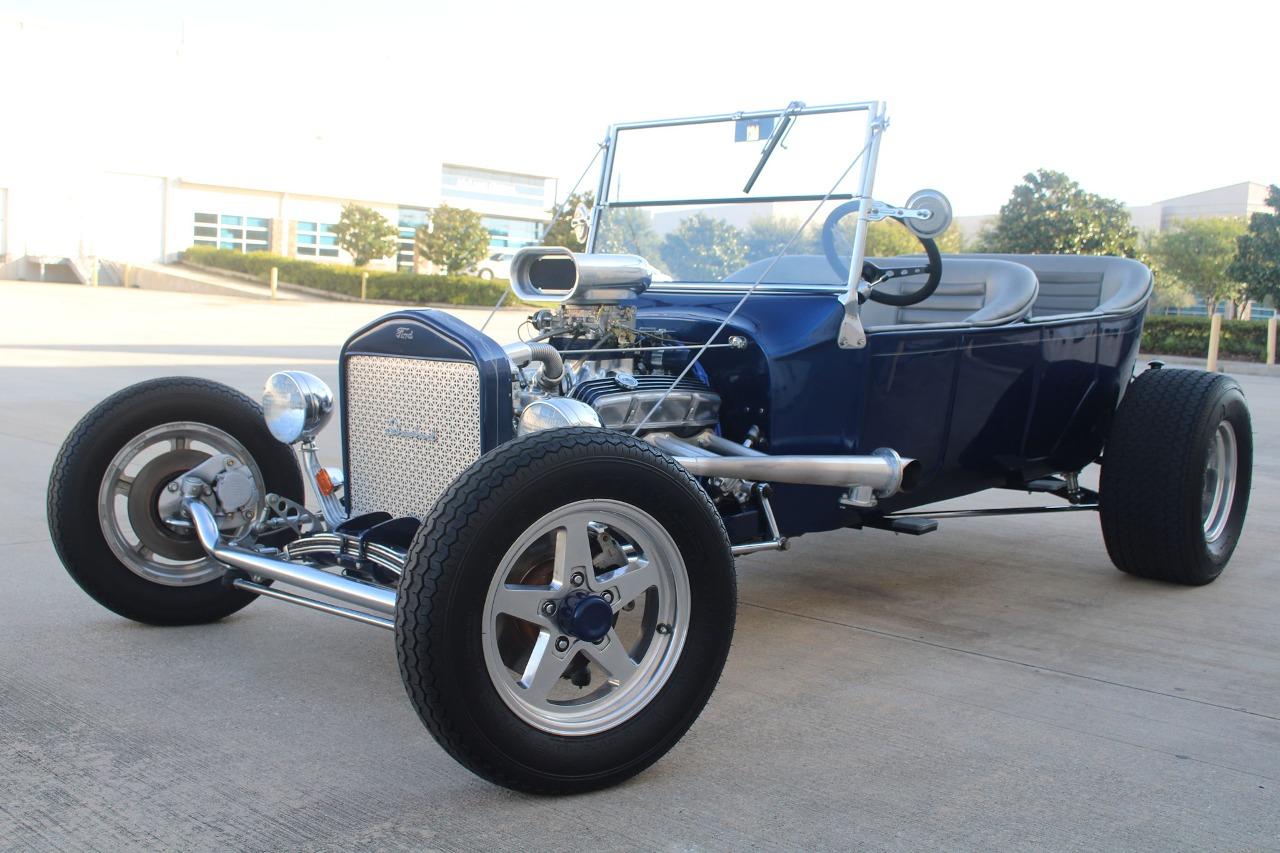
504;341;565;389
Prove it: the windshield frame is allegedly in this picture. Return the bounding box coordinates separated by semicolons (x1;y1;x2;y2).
586;100;887;300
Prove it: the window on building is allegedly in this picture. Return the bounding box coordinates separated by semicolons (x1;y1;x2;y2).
441;165;548;209
481;216;542;250
296;221;339;258
397;207;429;270
193;213;270;253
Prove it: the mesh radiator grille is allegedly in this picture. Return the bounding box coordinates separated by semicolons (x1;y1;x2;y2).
344;355;482;518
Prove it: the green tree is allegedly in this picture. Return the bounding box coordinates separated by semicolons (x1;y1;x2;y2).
597;207;662;261
979;169;1140;257
659;214;747;281
744;216;817;261
863;220;921;257
1228;184;1280;305
415;204;491;274
1149;217;1248;315
542;191;594;252
1138;231;1191;311
331;203;398;267
934;225;968;254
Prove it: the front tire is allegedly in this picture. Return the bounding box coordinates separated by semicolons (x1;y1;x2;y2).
47;377;305;624
396;428;736;794
1100;368;1252;585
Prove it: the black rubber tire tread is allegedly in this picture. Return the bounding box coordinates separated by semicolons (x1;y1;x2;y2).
1100;368;1252;585
395;427;736;794
47;376;305;624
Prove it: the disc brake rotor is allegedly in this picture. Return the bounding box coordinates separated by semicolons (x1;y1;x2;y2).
126;448;210;561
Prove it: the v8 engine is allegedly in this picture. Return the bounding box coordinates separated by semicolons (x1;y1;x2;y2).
502;247;726;438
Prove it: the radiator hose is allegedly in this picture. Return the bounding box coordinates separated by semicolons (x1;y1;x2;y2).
504;342;565;390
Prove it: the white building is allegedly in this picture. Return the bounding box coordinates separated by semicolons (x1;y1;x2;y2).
0;14;557;282
954;181;1273;243
0;164;556;282
1127;182;1273;233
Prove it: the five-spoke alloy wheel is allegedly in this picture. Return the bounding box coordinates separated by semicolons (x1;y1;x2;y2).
482;500;691;736
396;428;736;794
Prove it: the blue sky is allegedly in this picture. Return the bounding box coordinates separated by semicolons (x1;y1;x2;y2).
2;0;1275;215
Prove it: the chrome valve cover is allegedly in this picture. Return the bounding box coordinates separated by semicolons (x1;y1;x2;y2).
569;374;720;432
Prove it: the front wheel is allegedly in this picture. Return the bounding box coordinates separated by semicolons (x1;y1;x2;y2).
396;428;736;794
47;377;305;624
1100;368;1253;585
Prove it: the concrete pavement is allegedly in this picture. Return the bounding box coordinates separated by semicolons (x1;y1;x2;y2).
1;281;1277;851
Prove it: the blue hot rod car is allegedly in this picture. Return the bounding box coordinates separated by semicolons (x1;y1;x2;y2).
48;101;1252;793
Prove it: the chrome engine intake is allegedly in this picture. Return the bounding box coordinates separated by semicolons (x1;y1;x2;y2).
509;246;655;305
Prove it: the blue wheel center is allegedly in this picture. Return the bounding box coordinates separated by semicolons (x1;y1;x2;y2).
558;592;613;642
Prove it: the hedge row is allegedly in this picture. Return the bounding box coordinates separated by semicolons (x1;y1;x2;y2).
1141;315;1270;362
183;246;508;306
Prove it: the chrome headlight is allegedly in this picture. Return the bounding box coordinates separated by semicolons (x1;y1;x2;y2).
262;371;335;444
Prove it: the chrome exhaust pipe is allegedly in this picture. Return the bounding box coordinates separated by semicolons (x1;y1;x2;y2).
184;498;397;616
650;435;920;498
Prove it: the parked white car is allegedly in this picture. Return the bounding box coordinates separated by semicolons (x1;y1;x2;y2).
473;251;515;280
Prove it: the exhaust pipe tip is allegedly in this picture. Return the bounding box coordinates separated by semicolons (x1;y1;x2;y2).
870;448;921;497
899;458;922;493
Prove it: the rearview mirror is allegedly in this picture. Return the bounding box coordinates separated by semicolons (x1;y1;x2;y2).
570;203;591;245
903;189;953;239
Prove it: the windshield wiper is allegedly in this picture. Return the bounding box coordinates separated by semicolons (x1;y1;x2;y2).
742;100;804;194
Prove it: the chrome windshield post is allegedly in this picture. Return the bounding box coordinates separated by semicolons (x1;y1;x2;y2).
586;129;616;254
838;101;888;350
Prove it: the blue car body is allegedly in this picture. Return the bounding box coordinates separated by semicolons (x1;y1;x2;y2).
629;288;1144;539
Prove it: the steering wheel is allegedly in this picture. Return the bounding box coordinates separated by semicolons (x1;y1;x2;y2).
820;200;943;307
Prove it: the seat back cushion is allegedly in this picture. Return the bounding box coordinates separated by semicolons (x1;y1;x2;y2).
861;258;1038;329
965;254;1152;317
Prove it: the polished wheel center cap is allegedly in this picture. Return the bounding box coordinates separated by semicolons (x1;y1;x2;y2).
557;592;613;642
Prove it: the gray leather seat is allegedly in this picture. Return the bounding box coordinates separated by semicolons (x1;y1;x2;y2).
859;258;1039;330
721;252;1148;326
963;254;1152;319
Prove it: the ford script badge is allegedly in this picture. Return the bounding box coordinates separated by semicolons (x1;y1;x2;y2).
385;418;438;442
395;326;414;340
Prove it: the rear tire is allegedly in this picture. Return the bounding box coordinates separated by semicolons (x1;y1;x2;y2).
47;377;305;624
396;427;736;794
1100;368;1252;585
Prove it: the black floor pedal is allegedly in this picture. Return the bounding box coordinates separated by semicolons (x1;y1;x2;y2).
1024;477;1067;493
888;516;939;535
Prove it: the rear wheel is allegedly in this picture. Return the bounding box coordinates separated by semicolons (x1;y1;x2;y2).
47;377;305;624
1100;368;1252;585
396;427;736;794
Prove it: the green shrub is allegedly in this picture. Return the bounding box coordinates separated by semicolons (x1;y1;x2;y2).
182;246;508;306
1141;315;1269;362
